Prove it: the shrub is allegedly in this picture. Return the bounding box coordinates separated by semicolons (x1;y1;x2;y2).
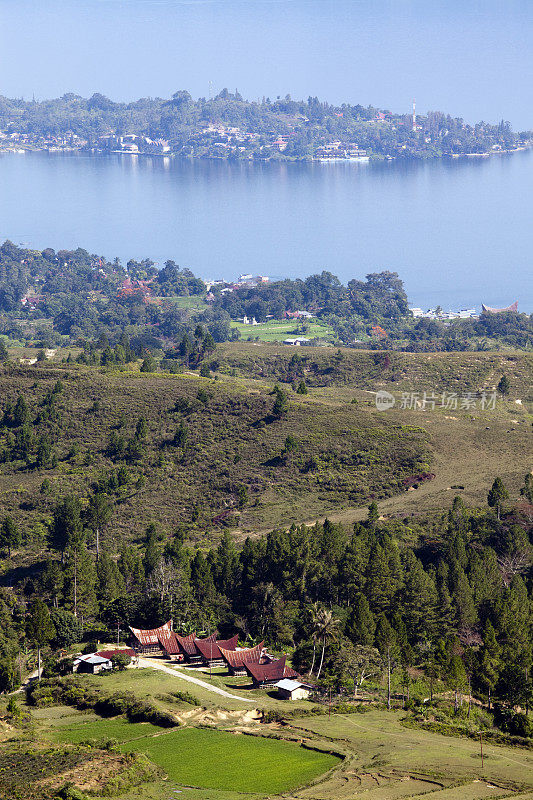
494;704;533;738
27;677;179;728
110;653;131;671
171;689;201;706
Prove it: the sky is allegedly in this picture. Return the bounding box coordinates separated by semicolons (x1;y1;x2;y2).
1;0;533;129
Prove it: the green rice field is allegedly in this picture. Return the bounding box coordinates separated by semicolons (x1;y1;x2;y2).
41;713;339;794
119;727;339;793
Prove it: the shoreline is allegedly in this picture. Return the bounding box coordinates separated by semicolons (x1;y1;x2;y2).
0;144;531;163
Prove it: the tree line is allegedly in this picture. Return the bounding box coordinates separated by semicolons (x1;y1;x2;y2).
1;472;531;728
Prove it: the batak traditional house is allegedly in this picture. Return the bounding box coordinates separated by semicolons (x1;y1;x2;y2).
174;632;217;663
245;656;299;687
195;635;239;668
129;621;173;654
157;631;182;660
219;642;265;676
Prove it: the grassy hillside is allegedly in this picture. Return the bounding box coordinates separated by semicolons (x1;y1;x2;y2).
0;361;430;547
0;346;530;548
216;343;533;396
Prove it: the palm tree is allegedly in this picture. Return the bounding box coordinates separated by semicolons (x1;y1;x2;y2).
316;608;340;680
306;602;322;676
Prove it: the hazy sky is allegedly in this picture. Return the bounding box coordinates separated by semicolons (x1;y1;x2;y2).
1;0;532;128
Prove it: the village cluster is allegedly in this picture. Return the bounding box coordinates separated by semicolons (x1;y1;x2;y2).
74;621;315;701
0;125;369;162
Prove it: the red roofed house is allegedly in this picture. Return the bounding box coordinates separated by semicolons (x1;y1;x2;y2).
157;631;183;661
219;642;266;675
245;656;299;687
129;620;172;654
95;648;135;661
175;632;202;662
195;635;239;668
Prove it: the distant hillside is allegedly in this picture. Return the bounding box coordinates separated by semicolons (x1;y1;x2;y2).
0;347;530;545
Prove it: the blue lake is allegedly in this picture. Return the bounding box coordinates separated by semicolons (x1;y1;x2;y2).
0;149;531;311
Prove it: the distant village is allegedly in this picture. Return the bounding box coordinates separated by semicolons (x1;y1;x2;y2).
0;124;370;162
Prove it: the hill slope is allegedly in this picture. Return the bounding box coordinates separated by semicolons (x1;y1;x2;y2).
0;346;530;546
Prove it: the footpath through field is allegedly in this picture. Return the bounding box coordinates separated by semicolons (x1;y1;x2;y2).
137;657;254;702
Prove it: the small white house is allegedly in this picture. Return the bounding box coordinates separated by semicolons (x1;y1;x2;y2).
283;337;310;346
275;678;314;700
73;653;112;674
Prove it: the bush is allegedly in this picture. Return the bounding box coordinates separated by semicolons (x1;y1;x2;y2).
494;704;533;737
27;677;179;728
110;653;131;671
171;689;201;705
55;785;90;800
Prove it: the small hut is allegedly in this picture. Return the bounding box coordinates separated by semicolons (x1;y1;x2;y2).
73;653;112;674
275;678;315;700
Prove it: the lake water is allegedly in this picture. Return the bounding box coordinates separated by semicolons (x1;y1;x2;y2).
0;149;532;312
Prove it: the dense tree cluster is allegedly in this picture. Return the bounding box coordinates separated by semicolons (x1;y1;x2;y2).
0;241;239;351
0;90;527;160
0;240;531;356
214;270;409;326
0;470;531;719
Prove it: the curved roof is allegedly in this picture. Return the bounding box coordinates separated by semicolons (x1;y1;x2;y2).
482;301;518;314
245;656;298;683
129;620;172;646
175;632;198;656
219;642;264;669
195;634;238;661
158;632;181;655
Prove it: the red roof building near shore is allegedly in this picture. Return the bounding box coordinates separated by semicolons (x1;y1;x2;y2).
195;635;239;664
245;656;299;687
129;620;172;648
219;642;265;674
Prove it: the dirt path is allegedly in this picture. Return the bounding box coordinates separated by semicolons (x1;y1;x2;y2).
137;657;254;702
10;668;39;694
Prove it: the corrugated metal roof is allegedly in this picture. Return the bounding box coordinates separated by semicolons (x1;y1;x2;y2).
95;649;135;660
276;678;304;691
74;653;111;665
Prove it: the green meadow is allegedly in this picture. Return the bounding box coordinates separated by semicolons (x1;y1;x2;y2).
231;318;336;342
